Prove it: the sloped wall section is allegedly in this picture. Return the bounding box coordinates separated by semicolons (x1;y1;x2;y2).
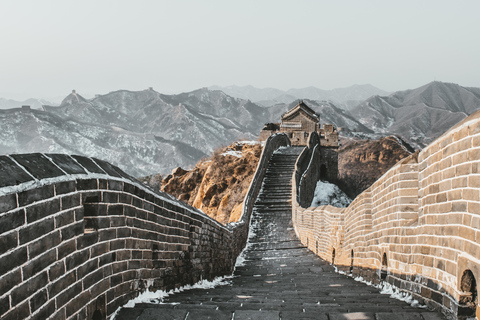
0;133;290;320
292;110;480;319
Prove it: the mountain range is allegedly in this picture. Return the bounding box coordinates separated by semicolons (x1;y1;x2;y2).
1;81;479;177
0;88;268;177
209;84;390;107
349;81;480;147
0;97;54;110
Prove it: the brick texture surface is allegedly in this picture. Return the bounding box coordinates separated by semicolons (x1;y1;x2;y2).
292;110;480;318
0;134;290;320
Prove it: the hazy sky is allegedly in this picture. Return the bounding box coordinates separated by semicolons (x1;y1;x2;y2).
1;0;479;100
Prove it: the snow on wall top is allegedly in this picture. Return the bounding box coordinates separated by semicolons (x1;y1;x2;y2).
0;152;228;230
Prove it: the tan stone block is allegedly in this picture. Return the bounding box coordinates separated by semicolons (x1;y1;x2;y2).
468;202;480;214
447;213;463;224
473;135;480;147
442;144;456;158
469;122;480;135
453;238;465;252
400;173;418;182
471;216;480;229
415;255;424;265
459;138;472;151
439;157;452;169
436;192;447;203
464;189;479;201
468;148;480;161
423;195;435;205
420;245;431;255
452;177;468;189
437;214;447;224
469;175;480;188
399;180;418;189
446;260;457;276
459;226;476;241
447;190;462;201
425;215;436;224
439;180;452;192
428;184;440;194
464;214;472;226
445;225;459;236
431;143;441;154
427;205;437;214
398;188;419;197
440;202;453;213
424;255;434;267
442;167;456;180
456;163;472;176
441;135;454;147
433;172;442;183
454;126;470;142
435;258;446;271
419;160;428;171
473;162;480;174
465;242;480;259
453;151;469;165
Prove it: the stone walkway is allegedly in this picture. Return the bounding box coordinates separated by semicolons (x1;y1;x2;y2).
116;147;445;320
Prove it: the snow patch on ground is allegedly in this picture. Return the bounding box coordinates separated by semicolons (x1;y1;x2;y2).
333;266;426;309
236;140;261;145
310;180;352;208
234;210;259;267
111;164;265;318
110;276;233;319
221;150;243;158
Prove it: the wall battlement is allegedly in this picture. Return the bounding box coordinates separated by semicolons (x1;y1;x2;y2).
0;132;290;320
292;110;480;319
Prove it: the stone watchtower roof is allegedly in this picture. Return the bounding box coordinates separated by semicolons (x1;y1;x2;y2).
281;101;319;123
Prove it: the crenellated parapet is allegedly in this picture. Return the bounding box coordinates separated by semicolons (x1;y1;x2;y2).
0;132;291;320
0;153;238;319
292;110;480;319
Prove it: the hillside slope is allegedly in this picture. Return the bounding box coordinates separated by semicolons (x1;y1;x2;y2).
1;88;267;177
350;81;480;147
337;135;415;198
210;84;389;106
160;141;262;225
2;81;479;178
0;108;206;177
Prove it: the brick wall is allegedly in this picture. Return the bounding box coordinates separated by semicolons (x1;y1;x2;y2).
292;110;480;318
0;133;290;320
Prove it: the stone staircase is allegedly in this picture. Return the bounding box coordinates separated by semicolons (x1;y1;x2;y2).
115;146;445;320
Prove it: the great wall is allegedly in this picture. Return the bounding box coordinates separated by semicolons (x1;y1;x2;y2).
293;110;480;319
0;104;480;319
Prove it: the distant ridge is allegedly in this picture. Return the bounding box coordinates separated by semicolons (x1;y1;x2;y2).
209;84;390;107
350;81;480;147
0;97;54;110
1;81;479;176
59;90;88;107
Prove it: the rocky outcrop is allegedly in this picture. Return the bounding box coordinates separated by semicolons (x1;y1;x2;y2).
337;135;415;198
161;142;263;224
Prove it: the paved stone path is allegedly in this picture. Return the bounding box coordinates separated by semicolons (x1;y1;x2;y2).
116;147;446;320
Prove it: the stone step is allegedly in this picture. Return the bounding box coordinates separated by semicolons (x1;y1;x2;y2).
114;146;445;320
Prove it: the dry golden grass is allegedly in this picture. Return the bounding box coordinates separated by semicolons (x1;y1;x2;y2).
161;142;262;225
